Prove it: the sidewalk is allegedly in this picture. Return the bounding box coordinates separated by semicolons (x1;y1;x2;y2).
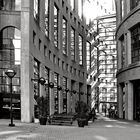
0;115;140;140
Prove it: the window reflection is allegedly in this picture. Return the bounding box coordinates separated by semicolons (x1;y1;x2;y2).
54;72;59;114
0;27;21;119
0;0;21;11
54;4;59;48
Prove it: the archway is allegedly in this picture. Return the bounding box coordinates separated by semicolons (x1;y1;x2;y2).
0;26;21;119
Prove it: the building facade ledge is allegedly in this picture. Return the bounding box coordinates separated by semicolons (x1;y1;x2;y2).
116;61;140;77
116;5;140;36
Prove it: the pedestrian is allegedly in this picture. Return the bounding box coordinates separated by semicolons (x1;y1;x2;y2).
90;108;96;122
104;108;106;116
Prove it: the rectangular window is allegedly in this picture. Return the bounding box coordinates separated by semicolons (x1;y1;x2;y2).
86;41;91;71
34;0;40;21
54;72;59;114
131;25;140;63
120;36;125;67
44;45;47;57
39;39;41;50
54;4;59;48
62;17;67;55
71;27;75;60
70;0;74;10
53;54;56;64
130;0;140;10
58;58;60;66
33;31;36;46
33;59;40;97
49;50;51;60
62;77;67;113
79;35;83;65
0;0;21;11
78;0;82;19
45;0;49;37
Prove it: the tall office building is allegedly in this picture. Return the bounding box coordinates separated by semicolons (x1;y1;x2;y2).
86;0;117;113
115;0;140;120
0;0;90;123
87;14;117;113
83;0;116;24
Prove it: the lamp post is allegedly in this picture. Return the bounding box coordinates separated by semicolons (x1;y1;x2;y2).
5;69;16;127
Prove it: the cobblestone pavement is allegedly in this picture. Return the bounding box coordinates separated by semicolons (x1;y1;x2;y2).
0;114;140;140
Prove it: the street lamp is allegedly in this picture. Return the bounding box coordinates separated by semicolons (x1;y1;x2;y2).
5;69;16;127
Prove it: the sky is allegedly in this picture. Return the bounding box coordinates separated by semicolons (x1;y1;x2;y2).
83;0;116;23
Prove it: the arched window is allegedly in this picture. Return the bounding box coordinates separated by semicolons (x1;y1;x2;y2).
0;27;21;119
0;27;21;67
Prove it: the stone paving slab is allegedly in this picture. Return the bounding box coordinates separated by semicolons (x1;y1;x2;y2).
0;114;140;140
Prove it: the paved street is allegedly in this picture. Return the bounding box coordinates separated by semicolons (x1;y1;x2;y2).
0;114;140;140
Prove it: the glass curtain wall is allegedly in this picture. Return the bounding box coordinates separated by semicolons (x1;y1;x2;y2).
0;27;21;119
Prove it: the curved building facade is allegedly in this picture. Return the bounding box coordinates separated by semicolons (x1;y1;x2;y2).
116;0;140;120
0;0;90;122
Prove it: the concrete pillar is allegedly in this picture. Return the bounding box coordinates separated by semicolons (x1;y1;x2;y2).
118;84;123;118
67;79;71;113
49;70;54;115
40;64;45;96
126;0;130;14
114;0;121;24
21;1;33;122
125;81;133;120
59;76;63;113
74;0;78;15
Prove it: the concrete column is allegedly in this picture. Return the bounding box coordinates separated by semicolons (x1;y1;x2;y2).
21;1;33;122
126;31;131;65
59;76;63;113
40;64;45;96
49;71;54;115
72;81;77;112
74;0;78;15
67;79;71;113
125;82;128;119
118;84;123;118
126;0;130;14
114;0;121;24
125;81;133;120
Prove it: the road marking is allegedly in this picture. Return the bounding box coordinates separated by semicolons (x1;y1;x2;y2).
0;131;21;135
94;135;108;140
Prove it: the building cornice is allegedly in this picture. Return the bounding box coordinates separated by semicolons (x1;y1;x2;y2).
116;62;140;77
116;5;140;36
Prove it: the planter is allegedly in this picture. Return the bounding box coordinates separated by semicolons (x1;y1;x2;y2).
77;118;86;127
39;117;47;125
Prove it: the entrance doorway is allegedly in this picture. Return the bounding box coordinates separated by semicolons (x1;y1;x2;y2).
133;80;140;120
